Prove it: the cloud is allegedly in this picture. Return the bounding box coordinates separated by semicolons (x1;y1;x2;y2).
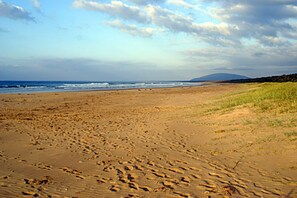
127;0;193;8
146;5;234;45
207;0;297;46
72;0;237;46
72;0;149;23
0;1;35;21
167;0;194;9
127;0;165;6
211;1;297;23
0;57;186;81
31;0;40;10
146;5;194;32
106;20;162;37
72;0;297;47
184;45;297;70
73;0;232;42
183;45;297;77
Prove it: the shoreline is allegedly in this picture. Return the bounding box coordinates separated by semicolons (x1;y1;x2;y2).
0;83;296;197
0;81;204;95
0;82;211;95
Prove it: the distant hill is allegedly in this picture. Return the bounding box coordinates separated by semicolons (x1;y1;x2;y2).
224;73;297;83
190;73;249;82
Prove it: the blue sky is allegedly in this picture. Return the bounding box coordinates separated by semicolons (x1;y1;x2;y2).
0;0;296;81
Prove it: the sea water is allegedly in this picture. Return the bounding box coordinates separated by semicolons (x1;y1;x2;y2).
0;81;203;94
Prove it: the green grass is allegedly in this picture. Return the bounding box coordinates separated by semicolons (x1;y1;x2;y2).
242;116;297;128
284;131;297;141
217;83;297;113
268;119;284;127
284;131;297;137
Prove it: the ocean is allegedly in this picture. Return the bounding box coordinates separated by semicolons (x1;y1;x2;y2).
0;81;203;94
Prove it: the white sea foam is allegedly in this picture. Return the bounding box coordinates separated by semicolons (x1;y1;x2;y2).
59;83;110;89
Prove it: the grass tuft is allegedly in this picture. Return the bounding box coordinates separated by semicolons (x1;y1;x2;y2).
284;131;297;137
284;131;297;141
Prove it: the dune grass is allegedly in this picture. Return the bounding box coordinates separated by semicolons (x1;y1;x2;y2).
284;131;297;137
284;131;297;141
217;83;297;113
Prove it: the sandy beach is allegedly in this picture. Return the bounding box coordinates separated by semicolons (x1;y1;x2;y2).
0;84;296;197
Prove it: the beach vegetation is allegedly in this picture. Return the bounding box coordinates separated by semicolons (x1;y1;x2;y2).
213;83;297;113
242;116;297;128
284;131;297;137
284;131;297;141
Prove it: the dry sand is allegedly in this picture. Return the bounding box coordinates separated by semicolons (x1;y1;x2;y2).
0;84;296;197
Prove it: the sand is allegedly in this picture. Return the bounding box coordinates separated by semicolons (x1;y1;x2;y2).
0;84;296;197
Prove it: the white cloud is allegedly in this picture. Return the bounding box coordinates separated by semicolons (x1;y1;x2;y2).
145;5;194;32
106;20;162;37
207;0;297;46
127;0;165;6
73;0;232;42
31;0;40;9
73;0;149;23
73;0;297;47
167;0;193;9
146;5;234;45
0;1;35;21
184;45;297;72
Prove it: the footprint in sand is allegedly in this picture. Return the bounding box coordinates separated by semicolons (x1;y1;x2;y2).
173;191;192;198
153;172;167;178
147;161;155;166
175;160;189;165
208;172;223;179
96;178;109;184
198;180;217;191
146;175;155;180
127;173;138;182
61;167;81;174
60;167;85;179
148;167;159;173
181;176;191;183
188;166;201;172
191;174;202;179
179;166;190;171
22;176;53;196
119;176;129;184
110;185;121;192
103;165;114;172
129;182;139;190
134;165;144;171
116;167;127;175
162;181;175;189
252;191;263;197
124;165;134;171
24;176;53;187
140;186;152;192
168;168;184;174
222;183;242;196
33;162;52;170
22;191;40;197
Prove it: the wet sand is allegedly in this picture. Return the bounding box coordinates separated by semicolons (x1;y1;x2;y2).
0;84;296;197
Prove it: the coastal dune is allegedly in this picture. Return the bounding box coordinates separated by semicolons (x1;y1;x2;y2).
0;84;296;197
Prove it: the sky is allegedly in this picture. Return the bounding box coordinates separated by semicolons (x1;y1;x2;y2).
0;0;297;81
